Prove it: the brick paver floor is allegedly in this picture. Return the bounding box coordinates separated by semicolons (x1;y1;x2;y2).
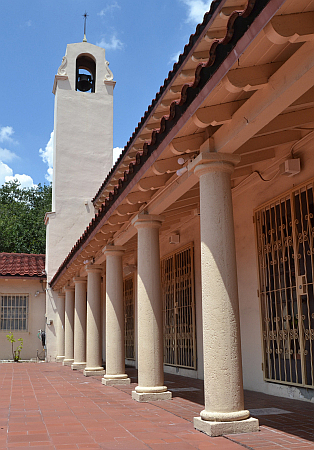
0;363;313;450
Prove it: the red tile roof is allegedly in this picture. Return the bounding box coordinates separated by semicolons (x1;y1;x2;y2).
0;253;46;277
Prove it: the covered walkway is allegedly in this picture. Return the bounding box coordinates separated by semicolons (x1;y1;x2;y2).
0;363;313;449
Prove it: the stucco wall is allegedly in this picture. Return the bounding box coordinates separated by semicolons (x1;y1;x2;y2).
0;278;46;360
233;140;314;402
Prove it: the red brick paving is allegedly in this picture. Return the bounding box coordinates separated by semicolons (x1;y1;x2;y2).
0;363;313;449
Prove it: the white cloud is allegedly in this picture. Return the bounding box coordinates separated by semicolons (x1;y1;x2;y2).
5;174;36;189
0;162;36;188
98;2;120;17
181;0;211;24
97;35;124;51
39;131;53;182
0;161;13;185
0;125;36;188
169;51;182;65
0;147;18;162
113;146;123;164
0;126;14;143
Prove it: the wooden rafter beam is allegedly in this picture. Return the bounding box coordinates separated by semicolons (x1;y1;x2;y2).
264;11;314;44
235;130;301;155
223;62;282;93
257;107;314;136
211;40;314;155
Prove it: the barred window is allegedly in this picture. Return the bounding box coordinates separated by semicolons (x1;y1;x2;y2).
1;295;29;331
124;277;135;360
161;243;196;369
255;180;314;389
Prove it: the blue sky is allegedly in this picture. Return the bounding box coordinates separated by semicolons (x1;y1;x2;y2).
0;1;212;188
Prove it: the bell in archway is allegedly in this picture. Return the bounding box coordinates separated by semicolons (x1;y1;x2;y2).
77;73;92;92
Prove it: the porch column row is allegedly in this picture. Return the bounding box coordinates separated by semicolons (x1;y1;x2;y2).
56;151;257;436
55;219;170;400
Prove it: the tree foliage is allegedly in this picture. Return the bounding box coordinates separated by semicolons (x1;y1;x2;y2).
0;181;52;254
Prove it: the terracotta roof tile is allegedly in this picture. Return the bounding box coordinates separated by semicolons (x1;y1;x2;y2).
0;253;46;278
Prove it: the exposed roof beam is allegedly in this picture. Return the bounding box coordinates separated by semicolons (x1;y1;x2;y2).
211;40;314;154
116;203;141;216
107;214;129;226
223;62;282;93
152;153;197;175
193;100;245;128
125;190;154;205
232;166;253;178
169;134;204;155
264;11;314;44
235;130;301;154
257;107;314;135
138;174;172;191
237;148;276;166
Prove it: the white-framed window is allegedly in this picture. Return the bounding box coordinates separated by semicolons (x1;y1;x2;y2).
0;295;29;331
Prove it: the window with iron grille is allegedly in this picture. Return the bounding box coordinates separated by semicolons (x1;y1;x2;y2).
1;295;29;331
124;276;135;360
255;180;314;389
161;243;196;369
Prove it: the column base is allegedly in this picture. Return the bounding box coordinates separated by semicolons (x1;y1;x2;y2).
193;416;259;437
63;358;74;366
71;362;86;370
102;377;131;386
56;356;65;362
83;367;105;377
132;390;172;402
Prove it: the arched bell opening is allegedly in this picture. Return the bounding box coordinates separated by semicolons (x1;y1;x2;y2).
76;54;96;93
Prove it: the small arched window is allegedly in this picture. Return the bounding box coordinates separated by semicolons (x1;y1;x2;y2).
76;54;96;93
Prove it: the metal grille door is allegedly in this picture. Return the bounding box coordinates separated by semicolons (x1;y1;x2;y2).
256;181;314;388
123;276;135;360
161;244;196;369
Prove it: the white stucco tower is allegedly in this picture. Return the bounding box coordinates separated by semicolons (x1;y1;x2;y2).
45;41;115;360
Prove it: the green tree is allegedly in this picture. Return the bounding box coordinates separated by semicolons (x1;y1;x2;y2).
0;181;52;254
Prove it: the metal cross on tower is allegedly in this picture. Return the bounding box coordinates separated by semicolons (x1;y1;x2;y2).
83;11;88;42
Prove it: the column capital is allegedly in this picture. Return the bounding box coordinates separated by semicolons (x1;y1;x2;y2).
73;277;87;284
102;245;125;257
85;264;103;273
132;212;165;230
189;152;241;177
58;291;65;299
64;286;75;292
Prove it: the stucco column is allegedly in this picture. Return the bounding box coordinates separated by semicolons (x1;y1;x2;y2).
131;213;172;402
63;286;75;366
190;152;259;436
71;277;87;370
83;264;105;376
102;245;130;385
56;292;65;362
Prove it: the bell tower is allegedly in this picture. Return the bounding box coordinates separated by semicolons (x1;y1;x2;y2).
47;41;115;275
45;41;115;359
